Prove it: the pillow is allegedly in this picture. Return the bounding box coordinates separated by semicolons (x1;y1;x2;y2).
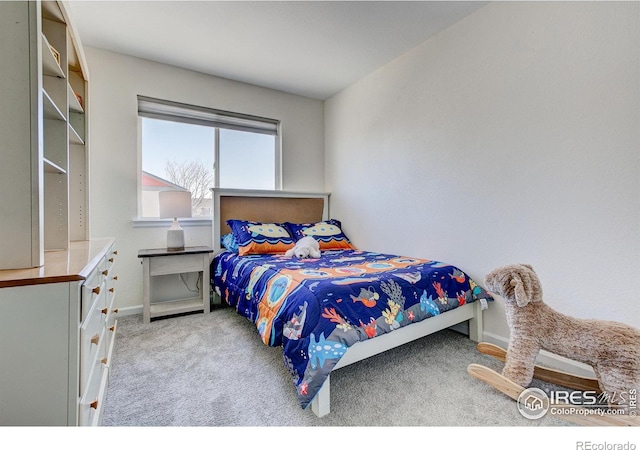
285;219;355;250
227;219;295;256
220;233;239;253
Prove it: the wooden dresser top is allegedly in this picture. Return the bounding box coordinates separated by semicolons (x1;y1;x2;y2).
0;238;115;288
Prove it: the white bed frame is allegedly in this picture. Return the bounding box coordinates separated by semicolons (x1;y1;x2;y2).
211;188;484;417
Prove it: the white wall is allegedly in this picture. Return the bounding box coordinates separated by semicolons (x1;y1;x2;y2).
325;1;640;343
85;48;324;312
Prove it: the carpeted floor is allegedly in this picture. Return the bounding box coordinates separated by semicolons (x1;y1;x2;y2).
101;305;572;427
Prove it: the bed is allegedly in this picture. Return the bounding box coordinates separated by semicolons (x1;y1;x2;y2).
210;188;493;417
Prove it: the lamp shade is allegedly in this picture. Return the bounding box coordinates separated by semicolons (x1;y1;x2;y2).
159;190;192;219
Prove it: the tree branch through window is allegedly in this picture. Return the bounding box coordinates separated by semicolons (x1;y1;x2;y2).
165;160;213;212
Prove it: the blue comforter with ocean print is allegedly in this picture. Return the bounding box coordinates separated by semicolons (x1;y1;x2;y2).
211;249;493;409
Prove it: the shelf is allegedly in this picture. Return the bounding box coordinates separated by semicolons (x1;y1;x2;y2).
69;111;86;144
41;0;65;23
69;123;84;145
41;33;65;78
68;84;84;113
44;157;66;174
43;89;65;121
149;297;205;319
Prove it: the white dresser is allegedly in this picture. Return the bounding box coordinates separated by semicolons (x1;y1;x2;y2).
0;238;118;426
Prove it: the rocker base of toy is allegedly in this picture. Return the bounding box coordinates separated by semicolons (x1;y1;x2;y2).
477;342;602;392
468;342;639;427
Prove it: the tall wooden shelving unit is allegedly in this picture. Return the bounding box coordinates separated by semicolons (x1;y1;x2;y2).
0;0;89;270
0;3;119;426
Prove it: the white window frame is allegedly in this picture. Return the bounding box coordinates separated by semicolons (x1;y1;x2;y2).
133;96;282;227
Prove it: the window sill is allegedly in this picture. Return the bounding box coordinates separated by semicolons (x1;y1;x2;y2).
132;217;213;228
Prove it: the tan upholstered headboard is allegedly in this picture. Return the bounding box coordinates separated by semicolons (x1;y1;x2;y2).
212;189;330;252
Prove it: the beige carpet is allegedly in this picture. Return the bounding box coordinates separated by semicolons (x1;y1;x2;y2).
100;305;575;428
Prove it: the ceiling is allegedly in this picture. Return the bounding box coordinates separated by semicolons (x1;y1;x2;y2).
66;1;488;100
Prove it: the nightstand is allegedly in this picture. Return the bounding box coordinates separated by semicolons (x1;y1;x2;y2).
138;246;213;323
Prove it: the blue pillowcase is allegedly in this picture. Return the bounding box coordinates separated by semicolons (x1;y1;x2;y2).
221;233;239;253
227;219;295;256
284;219;354;250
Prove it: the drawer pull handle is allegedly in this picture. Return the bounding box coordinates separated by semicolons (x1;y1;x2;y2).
109;326;115;332
101;357;108;365
92;286;100;295
101;308;108;315
108;258;114;263
113;251;118;255
113;276;118;281
113;308;119;314
90;334;99;345
90;400;98;410
109;287;114;293
102;270;108;276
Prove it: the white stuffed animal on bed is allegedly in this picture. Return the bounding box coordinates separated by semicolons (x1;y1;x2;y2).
285;236;321;259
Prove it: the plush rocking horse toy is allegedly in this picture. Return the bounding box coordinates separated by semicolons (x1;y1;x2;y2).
468;263;640;426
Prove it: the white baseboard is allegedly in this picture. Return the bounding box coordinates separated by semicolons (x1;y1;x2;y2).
116;305;143;317
482;331;596;379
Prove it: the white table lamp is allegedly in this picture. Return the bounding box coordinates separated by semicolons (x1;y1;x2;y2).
159;190;192;250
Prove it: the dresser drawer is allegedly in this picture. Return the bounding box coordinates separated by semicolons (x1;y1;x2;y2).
105;248;117;269
106;278;117;311
104;298;118;366
105;248;118;308
81;330;106;394
79;365;108;426
80;297;107;391
105;318;118;368
81;271;105;322
106;294;118;329
102;253;117;287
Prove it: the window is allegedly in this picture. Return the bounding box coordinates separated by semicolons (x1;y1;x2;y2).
138;96;280;218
